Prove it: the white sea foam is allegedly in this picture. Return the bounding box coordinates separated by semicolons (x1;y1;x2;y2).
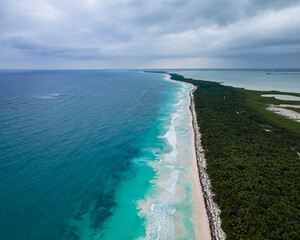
137;84;190;240
160;170;179;194
37;93;63;100
164;125;177;149
164;74;171;81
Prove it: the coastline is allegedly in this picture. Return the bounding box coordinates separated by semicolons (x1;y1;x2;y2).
137;74;211;239
187;85;211;240
168;73;225;239
144;70;225;239
188;84;225;240
167;72;300;239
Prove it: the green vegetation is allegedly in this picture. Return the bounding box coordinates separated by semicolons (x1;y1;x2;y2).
240;89;300;149
169;73;300;240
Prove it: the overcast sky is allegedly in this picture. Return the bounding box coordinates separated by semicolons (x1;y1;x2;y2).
0;0;300;69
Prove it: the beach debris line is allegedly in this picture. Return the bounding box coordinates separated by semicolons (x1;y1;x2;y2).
189;85;226;240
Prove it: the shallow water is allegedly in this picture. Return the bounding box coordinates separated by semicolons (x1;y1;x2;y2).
261;94;300;101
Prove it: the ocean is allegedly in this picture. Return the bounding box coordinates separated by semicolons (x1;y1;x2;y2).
172;69;300;93
0;70;199;239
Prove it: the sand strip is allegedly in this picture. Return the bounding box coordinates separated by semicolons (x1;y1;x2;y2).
143;71;225;239
187;85;211;240
188;85;226;240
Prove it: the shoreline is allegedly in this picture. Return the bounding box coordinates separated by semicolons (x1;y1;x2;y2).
187;85;211;240
144;70;299;239
144;70;225;239
167;72;300;239
187;84;225;240
167;74;225;240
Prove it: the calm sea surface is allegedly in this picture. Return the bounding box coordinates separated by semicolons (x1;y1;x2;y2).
0;70;197;239
172;69;300;93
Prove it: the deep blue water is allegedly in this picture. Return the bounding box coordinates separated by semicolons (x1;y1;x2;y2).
0;70;183;239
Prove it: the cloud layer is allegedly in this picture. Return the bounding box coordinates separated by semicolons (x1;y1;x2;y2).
0;0;300;68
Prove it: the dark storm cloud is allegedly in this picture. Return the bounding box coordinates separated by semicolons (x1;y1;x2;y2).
0;0;299;68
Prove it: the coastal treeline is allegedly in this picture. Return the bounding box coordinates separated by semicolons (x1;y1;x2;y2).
170;73;300;240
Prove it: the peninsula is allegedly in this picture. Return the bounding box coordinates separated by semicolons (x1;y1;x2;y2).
168;72;300;240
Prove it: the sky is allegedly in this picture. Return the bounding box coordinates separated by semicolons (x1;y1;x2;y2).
0;0;300;69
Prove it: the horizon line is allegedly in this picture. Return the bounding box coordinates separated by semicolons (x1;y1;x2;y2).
1;67;300;71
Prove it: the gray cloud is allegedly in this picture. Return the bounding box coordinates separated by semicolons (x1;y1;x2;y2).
0;0;299;68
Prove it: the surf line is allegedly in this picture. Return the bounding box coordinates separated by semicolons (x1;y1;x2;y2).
143;70;225;239
169;73;225;240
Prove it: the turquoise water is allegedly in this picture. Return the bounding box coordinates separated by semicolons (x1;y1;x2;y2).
0;70;197;239
172;69;300;92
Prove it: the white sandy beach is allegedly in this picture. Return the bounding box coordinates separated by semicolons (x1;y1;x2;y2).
143;72;225;240
189;117;211;239
187;86;211;240
266;104;300;122
173;81;225;240
187;84;225;240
